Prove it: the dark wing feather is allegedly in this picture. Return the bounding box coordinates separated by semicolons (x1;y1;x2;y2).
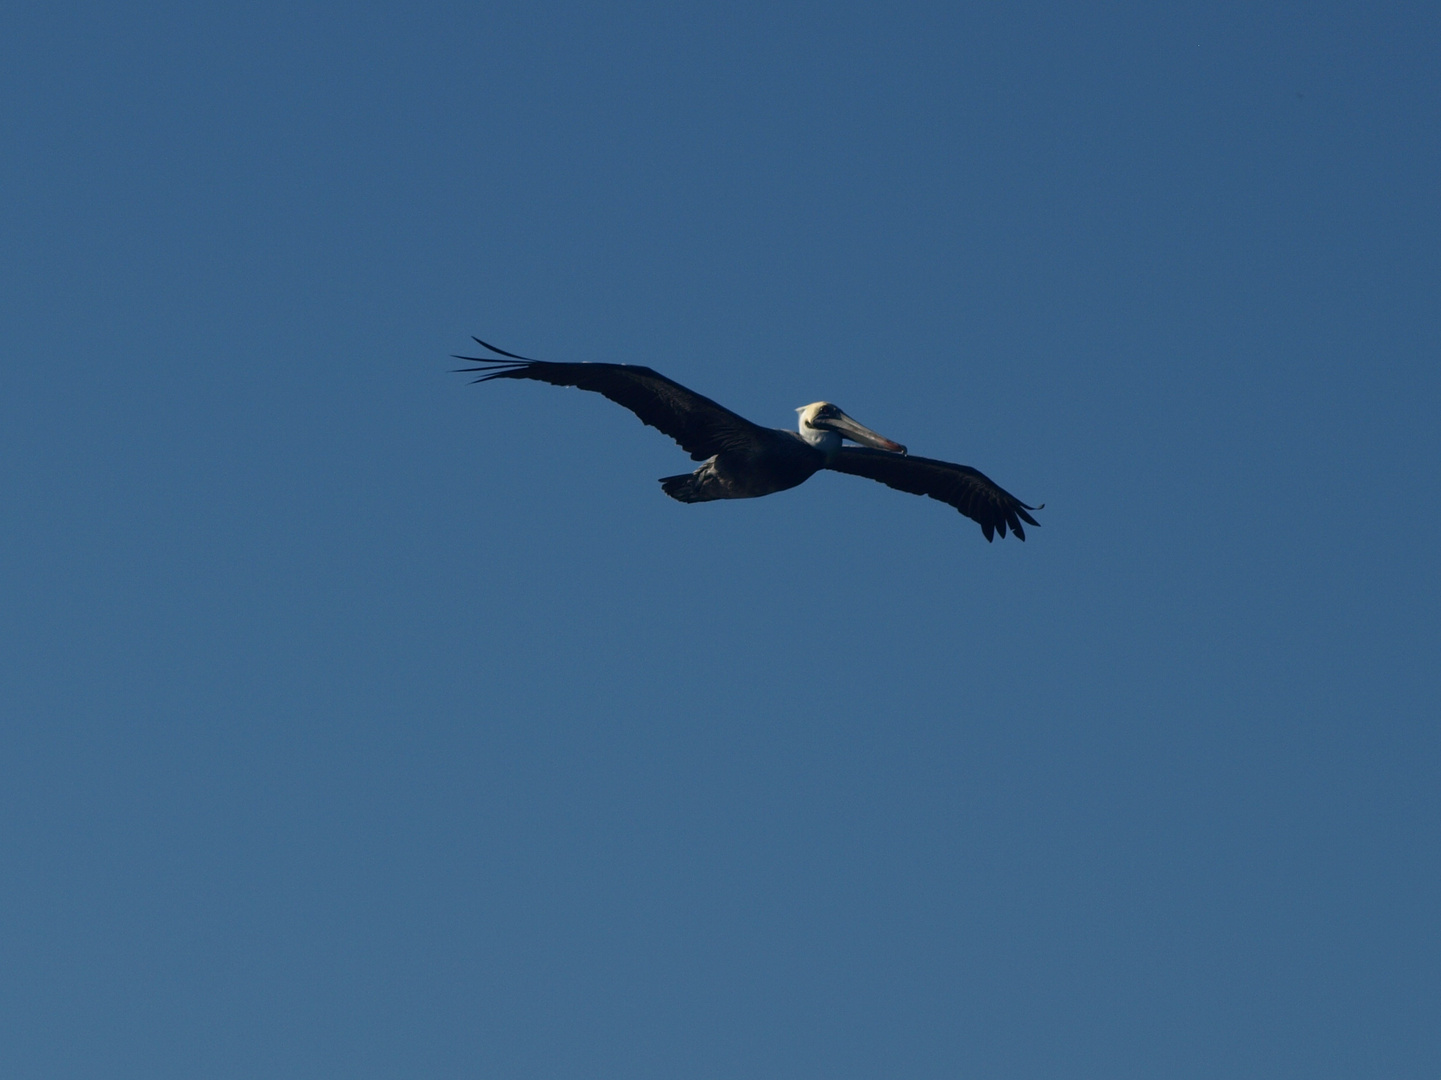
455;338;766;461
826;447;1042;541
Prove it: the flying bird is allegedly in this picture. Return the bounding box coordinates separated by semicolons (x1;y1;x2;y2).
455;338;1042;541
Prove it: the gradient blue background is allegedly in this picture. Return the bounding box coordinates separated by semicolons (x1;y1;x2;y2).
3;3;1437;1076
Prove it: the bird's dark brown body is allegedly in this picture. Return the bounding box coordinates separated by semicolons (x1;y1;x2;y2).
660;430;824;502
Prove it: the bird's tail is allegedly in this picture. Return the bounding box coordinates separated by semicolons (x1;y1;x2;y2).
659;472;720;503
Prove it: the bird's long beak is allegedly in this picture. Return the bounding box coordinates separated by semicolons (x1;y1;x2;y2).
823;411;907;454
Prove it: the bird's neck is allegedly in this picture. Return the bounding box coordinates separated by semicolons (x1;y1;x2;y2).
799;425;841;461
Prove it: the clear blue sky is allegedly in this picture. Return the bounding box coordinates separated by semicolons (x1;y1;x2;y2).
3;2;1437;1076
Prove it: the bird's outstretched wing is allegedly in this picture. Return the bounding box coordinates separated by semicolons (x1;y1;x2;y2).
455;338;767;461
826;447;1042;541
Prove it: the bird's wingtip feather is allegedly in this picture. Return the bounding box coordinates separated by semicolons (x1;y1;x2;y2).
470;337;543;363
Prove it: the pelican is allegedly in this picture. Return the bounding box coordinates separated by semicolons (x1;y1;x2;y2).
456;338;1042;541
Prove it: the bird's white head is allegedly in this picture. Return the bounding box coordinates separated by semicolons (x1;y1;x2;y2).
795;402;907;459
